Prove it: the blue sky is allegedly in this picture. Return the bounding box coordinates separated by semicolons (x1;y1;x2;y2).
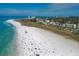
0;3;79;16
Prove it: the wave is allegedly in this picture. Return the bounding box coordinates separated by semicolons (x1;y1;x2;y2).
0;19;16;56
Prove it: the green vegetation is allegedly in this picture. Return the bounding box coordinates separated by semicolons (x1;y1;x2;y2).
17;20;79;42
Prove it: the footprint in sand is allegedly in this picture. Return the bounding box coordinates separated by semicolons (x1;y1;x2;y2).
25;31;28;33
38;48;40;50
35;54;40;56
35;48;37;50
23;48;25;49
28;48;30;50
31;43;33;45
30;49;33;51
52;51;55;53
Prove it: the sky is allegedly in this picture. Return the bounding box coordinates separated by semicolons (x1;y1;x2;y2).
0;3;79;16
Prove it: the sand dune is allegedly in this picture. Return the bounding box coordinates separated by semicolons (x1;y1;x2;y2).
7;20;79;56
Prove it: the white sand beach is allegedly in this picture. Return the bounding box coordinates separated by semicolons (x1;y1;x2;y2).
7;20;79;56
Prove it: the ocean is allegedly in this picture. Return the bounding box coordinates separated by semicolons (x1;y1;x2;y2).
0;16;27;56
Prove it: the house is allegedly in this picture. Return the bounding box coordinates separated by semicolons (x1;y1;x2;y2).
48;21;64;27
36;18;44;22
36;18;50;25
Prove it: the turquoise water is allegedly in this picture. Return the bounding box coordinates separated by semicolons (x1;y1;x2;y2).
0;16;28;56
0;19;15;56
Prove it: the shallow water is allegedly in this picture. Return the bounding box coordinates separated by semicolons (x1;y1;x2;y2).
0;19;16;56
0;16;28;56
0;21;14;55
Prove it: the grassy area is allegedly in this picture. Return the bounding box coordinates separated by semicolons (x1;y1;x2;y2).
17;21;79;42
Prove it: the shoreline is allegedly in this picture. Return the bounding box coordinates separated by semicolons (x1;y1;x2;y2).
17;21;79;42
6;20;22;55
7;20;79;56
